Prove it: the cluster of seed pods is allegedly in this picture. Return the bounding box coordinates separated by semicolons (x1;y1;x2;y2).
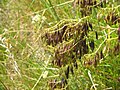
42;1;120;89
48;78;68;90
73;0;107;16
105;12;120;25
47;22;95;67
84;51;104;67
43;21;99;89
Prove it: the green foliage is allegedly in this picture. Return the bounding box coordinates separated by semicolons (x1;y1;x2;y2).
0;0;120;90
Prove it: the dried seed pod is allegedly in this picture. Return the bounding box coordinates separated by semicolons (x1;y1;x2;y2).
53;79;57;88
82;23;88;36
100;2;103;7
100;51;104;59
112;15;117;24
96;52;99;60
61;26;67;35
89;40;95;51
74;61;78;69
57;59;62;67
94;0;97;5
65;66;69;79
81;39;87;46
118;26;120;42
70;66;74;75
95;31;98;40
89;23;92;30
87;60;93;65
61;77;67;88
79;48;82;59
114;43;120;55
84;59;93;66
49;79;57;89
83;45;89;54
94;56;97;67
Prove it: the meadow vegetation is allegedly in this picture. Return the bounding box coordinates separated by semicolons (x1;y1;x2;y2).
0;0;120;90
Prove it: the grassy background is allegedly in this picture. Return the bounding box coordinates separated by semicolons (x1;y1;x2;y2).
0;0;120;90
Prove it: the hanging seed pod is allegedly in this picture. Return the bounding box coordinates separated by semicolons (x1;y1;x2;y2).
71;54;74;59
118;26;120;42
54;33;58;45
53;79;57;88
74;61;78;69
61;78;65;88
61;26;66;37
79;48;82;59
56;59;62;67
95;31;98;40
100;2;103;7
96;52;99;60
85;24;89;36
100;51;104;59
52;60;55;65
49;79;57;89
89;40;95;51
94;56;97;67
81;39;87;46
49;80;53;89
84;45;89;54
65;66;69;79
114;43;120;55
94;0;97;5
89;23;93;30
70;65;74;75
82;23;88;36
87;60;93;66
60;78;67;88
112;15;117;24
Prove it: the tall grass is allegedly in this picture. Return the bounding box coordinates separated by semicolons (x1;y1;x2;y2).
0;0;120;90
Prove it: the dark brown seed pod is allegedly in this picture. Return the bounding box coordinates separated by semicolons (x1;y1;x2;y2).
79;48;82;59
61;26;67;35
49;79;57;89
89;23;92;30
95;31;98;40
60;78;67;88
114;43;120;55
47;38;51;45
84;45;89;54
112;15;117;24
82;23;88;36
94;0;97;5
53;79;57;88
74;61;78;69
94;56;97;67
61;78;65;88
100;2;103;7
100;51;104;59
81;39;87;46
89;40;95;51
70;66;74;75
106;15;110;23
118;26;120;42
65;66;69;79
57;59;62;67
87;60;93;65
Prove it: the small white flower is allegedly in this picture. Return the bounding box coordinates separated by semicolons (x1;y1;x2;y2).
42;71;48;78
4;28;8;32
31;14;46;24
